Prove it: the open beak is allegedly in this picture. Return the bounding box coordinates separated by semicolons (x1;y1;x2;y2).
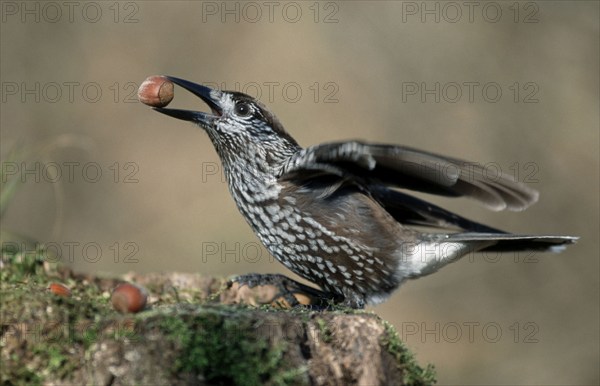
153;76;222;128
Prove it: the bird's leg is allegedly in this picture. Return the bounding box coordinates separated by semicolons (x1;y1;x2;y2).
229;273;341;309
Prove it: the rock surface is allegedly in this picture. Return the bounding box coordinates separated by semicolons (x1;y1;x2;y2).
0;252;436;385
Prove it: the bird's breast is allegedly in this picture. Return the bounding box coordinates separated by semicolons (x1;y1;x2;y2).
228;178;409;301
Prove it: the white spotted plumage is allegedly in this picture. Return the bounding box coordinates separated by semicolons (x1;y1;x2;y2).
154;78;577;307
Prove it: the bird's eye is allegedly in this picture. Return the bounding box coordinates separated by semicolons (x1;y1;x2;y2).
234;102;252;117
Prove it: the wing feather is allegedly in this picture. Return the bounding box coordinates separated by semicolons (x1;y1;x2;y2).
280;141;538;212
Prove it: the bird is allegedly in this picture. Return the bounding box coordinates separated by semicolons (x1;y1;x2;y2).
147;76;577;309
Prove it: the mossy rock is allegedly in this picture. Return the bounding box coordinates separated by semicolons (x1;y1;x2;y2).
0;250;435;385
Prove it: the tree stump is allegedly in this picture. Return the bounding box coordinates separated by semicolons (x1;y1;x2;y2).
0;252;436;385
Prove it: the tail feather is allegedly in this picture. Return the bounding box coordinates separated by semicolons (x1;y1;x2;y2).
446;233;578;253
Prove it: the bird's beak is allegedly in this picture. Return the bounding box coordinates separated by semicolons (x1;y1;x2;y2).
153;76;222;128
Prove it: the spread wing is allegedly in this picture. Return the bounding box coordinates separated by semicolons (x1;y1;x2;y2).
278;141;540;232
279;141;539;212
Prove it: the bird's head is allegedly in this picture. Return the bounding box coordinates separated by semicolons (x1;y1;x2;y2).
154;76;300;165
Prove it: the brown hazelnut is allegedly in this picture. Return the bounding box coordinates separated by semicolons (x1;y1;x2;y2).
111;282;148;313
138;75;174;108
47;282;71;297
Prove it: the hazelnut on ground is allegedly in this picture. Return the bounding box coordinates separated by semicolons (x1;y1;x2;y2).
47;282;71;297
111;282;148;313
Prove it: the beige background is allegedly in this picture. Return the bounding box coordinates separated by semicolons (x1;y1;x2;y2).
1;1;598;384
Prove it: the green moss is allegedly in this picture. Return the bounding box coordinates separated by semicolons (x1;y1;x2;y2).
315;317;333;344
0;247;47;284
1;362;43;386
380;320;437;385
0;250;113;384
159;308;307;386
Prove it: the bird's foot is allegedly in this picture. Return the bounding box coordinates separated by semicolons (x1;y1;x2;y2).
228;273;339;309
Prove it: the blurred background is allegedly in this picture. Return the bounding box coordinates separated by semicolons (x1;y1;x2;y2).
1;1;598;384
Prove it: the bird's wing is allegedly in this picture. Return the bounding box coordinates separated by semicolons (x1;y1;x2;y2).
367;186;507;233
279;141;539;212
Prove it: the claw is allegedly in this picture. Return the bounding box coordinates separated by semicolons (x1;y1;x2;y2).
229;273;339;309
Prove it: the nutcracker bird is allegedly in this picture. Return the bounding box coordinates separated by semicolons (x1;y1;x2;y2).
151;76;577;308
